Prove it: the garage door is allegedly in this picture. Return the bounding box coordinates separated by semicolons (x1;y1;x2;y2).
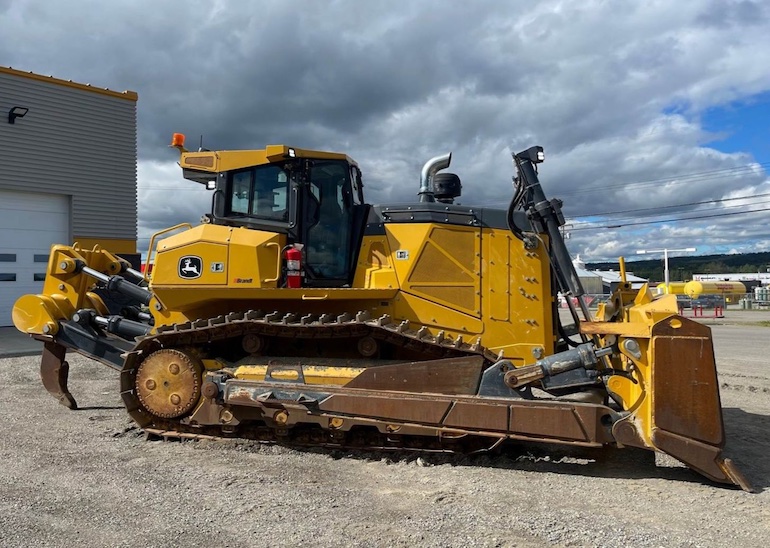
0;190;70;327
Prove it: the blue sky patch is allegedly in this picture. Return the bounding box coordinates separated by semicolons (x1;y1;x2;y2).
701;91;770;162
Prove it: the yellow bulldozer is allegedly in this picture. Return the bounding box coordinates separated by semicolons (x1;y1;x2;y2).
12;135;751;490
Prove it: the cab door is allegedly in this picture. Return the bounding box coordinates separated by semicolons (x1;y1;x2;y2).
301;160;366;287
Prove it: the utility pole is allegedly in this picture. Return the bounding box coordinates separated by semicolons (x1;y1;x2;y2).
636;247;696;293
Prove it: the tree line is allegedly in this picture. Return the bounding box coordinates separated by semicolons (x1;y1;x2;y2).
586;251;770;283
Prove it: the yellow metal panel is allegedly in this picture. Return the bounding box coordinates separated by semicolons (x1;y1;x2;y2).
152;242;228;286
410;241;474;283
227;227;286;288
387;223;481;316
152;225;233;286
394;292;484;341
153;224;231;252
430;226;476;270
352;235;398;289
378;223;556;364
580;322;651;337
479;228;554;363
230;364;365;386
487;231;511;321
179;147;356;173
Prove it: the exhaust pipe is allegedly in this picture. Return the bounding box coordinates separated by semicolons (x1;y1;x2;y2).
418;152;452;202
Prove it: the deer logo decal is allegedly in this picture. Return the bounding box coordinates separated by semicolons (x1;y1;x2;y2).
178;256;202;279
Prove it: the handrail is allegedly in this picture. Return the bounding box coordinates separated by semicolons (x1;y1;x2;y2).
144;223;193;282
301;294;328;300
262;242;282;283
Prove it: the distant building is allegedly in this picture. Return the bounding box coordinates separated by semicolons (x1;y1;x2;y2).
572;262;603;294
0;66;138;326
593;270;648;293
572;255;648;294
694;272;770;285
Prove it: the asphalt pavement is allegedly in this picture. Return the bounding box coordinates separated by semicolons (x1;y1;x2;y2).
0;326;43;358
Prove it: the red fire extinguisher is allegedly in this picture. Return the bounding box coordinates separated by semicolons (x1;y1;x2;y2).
285;244;304;288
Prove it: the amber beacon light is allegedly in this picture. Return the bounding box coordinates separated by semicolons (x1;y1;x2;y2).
170;132;186;150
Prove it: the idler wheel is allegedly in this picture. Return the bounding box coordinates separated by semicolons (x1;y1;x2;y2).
135;349;202;419
242;333;264;354
357;336;378;357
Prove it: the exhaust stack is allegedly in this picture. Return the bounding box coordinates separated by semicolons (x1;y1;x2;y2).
418;152;452;202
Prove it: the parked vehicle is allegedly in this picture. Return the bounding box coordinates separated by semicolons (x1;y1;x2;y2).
691;295;725;309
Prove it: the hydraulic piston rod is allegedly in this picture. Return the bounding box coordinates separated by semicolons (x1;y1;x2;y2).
72;308;152;339
503;344;613;388
81;266;152;306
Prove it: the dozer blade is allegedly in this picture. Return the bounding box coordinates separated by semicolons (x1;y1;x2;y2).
650;319;752;490
609;317;753;492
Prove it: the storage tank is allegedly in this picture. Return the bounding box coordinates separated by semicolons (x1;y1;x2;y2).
756;286;770;302
655;282;688;295
684;281;746;298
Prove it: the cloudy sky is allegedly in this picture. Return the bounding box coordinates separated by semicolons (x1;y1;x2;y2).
3;0;770;263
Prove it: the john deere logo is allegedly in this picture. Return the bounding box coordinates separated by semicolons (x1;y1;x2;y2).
178;256;202;279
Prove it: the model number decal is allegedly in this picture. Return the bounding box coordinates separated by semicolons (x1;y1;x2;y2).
395;250;409;260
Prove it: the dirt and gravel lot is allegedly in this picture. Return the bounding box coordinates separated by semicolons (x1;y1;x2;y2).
1;315;769;547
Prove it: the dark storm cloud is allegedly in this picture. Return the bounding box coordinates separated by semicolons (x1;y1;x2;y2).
3;0;770;258
695;0;768;27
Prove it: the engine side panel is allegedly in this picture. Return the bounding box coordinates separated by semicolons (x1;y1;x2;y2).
376;222;554;363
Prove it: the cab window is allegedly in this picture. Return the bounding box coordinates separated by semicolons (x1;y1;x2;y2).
231;172;251;214
228;164;289;221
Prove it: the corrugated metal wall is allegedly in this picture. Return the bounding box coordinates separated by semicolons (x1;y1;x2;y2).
0;69;137;242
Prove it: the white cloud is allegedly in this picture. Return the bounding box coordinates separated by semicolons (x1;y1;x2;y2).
2;0;770;261
136;160;210;255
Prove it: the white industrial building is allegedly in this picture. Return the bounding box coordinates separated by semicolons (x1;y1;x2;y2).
0;67;138;326
694;272;770;285
572;256;648;294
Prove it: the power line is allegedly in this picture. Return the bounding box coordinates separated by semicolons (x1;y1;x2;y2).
558;161;770;197
474;161;770;209
569;204;770;231
570;192;770;219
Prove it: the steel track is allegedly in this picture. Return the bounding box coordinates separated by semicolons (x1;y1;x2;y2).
120;308;501;453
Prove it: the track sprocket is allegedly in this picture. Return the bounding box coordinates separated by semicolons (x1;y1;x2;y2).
135;349;202;419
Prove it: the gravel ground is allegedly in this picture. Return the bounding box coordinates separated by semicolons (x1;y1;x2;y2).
1;320;768;547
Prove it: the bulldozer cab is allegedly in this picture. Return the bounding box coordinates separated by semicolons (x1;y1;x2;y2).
215;156;367;287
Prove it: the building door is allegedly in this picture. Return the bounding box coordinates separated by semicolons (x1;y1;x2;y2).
0;190;70;327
